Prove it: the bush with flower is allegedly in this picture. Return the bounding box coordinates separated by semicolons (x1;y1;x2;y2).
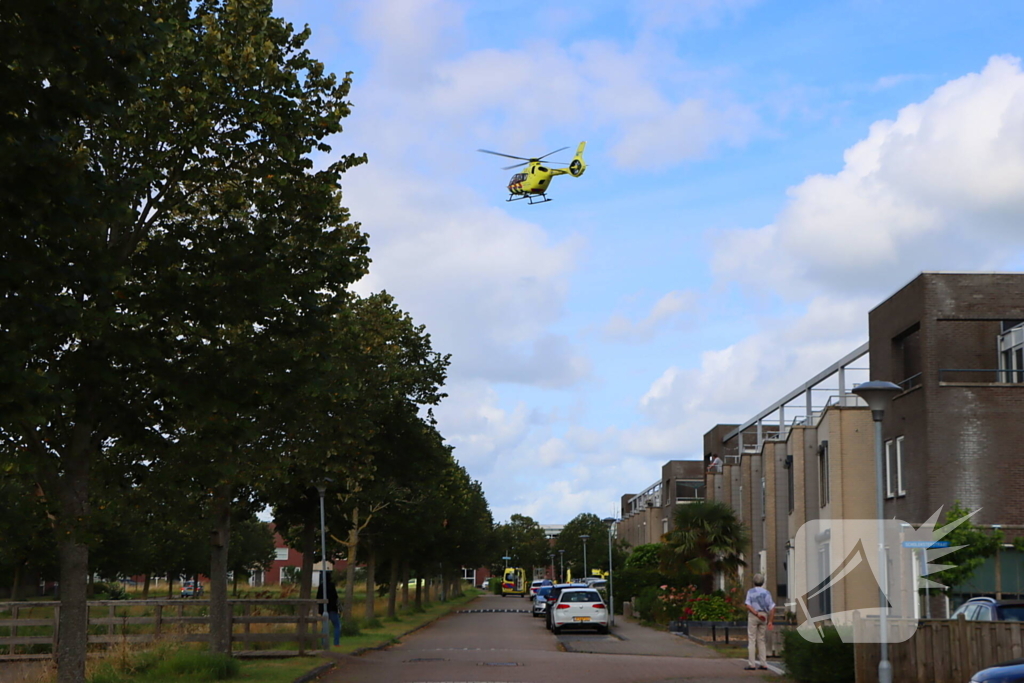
655;584;748;623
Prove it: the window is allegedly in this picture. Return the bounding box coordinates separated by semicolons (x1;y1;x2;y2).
818;442;830;508
675;479;703;501
275;547;289;561
761;477;766;520
461;568;475;580
785;455;794;513
999;322;1024;383
895;436;905;497
884;440;894;499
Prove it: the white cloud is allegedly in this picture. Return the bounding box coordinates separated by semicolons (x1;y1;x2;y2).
713;55;1024;298
603;290;697;342
347;165;589;388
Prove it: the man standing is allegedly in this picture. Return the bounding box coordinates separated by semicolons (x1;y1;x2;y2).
744;573;775;671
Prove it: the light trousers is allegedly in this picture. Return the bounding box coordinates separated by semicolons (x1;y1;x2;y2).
747;612;768;667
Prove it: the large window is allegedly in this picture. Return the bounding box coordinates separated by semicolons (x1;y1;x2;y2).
785;455;795;513
896;436;905;497
999;321;1024;383
675;479;703;501
884;438;906;498
885;440;894;499
818;442;830;508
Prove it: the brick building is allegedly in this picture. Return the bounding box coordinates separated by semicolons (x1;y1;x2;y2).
621;273;1024;618
617;460;706;548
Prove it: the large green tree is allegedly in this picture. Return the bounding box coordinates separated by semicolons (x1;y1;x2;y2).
555;513;625;581
1;0;369;673
929;501;1001;595
492;514;550;576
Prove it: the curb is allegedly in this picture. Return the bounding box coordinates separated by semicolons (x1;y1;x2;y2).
290;593;482;682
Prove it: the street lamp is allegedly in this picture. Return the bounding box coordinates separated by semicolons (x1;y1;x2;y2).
316;481;332;648
559;550;565;583
602;518;618;627
852;379;902;683
580;535;590;580
549;553;555;581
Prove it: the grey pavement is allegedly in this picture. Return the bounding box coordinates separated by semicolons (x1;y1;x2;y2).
321;593;778;683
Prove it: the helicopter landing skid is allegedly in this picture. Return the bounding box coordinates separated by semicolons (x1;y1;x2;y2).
507;193;552;205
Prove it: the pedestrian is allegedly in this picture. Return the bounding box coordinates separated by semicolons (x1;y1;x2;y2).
317;570;341;646
744;573;775;671
708;455;723;473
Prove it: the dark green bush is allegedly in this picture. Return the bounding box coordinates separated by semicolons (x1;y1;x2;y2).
341;619;361;637
782;626;855;683
632;585;665;623
614;567;664;611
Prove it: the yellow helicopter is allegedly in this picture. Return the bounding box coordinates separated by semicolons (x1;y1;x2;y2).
478;142;587;204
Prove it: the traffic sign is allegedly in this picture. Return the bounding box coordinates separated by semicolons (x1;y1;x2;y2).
902;540;951;548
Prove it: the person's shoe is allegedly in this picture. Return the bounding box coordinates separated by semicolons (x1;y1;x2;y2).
758;665;769;670
744;666;757;670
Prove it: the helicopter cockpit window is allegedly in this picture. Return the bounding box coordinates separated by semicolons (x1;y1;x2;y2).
509;173;527;183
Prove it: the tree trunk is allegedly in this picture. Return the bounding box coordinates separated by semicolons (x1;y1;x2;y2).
401;560;409;610
414;568;422;611
208;486;233;655
56;539;89;683
142;573;150;599
364;543;376;621
167;572;174;599
11;561;22;601
342;506;359;624
387;553;399;619
297;519;316;647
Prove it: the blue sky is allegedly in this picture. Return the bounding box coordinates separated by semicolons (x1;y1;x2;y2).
272;0;1024;524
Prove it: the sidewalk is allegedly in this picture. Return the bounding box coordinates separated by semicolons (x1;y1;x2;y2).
559;616;722;658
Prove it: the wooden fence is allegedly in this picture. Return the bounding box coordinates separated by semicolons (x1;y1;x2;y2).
0;599;325;661
855;616;1024;683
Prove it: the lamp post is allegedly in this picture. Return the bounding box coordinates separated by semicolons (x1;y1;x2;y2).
602;518;618;627
549;553;555;581
316;482;330;647
580;535;590;581
559;550;565;583
852;379;902;683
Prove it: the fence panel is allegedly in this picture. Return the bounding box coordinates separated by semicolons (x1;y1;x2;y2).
855;618;1024;683
0;599;323;661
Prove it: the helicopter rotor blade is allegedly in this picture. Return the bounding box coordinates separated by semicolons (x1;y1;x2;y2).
537;146;570;160
502;162;528;170
478;149;532;161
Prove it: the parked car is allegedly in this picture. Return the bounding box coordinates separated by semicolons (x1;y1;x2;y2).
549;587;609;635
952;597;1024;622
180;580;204;598
532;586;553;617
529;578;553;598
970;658;1024;682
543;583;589;630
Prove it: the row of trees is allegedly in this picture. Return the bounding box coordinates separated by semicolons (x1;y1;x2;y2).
0;1;493;681
490;513;629;581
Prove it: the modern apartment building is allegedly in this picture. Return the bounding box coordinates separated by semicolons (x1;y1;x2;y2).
620;273;1024;617
618;460;706;548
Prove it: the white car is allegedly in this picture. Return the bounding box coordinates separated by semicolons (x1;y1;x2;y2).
549;588;608;635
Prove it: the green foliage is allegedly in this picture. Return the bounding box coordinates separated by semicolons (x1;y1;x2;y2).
613;567;664;607
90;582;128;601
491;580;503;595
782;627;855;683
362;616;383;629
930;501;1002;593
624;543;662;570
87;646;240;682
490;514;550;574
632;586;664;623
555;513;626;578
341;619;361;637
662;501;748;591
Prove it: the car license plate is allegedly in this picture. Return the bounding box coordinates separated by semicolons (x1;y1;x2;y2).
573;617;590;622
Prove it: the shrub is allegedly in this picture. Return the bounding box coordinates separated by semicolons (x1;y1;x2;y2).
632;585;666;623
341;619;361;637
614;567;664;611
362;616;383;629
782;627;855;683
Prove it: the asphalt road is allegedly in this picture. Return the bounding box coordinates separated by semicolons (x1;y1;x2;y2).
322;593;776;683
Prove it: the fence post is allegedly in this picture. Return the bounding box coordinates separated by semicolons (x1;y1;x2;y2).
178;603;185;635
11;606;19;642
108;604;115;637
295;602;305;656
155;604;163;638
52;605;60;657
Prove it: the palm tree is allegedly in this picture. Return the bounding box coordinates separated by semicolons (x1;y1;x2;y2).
661;501;748;592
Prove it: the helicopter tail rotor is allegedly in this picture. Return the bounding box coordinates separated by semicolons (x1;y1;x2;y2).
568;141;587;177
